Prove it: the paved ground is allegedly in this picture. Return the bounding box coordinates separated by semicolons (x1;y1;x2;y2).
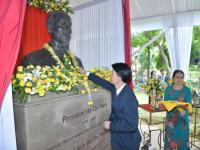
139;123;200;150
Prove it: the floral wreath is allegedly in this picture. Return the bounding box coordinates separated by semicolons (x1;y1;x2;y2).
12;47;111;105
44;43;93;106
27;0;73;13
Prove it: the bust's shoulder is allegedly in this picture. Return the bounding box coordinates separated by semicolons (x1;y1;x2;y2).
22;48;55;67
25;48;50;57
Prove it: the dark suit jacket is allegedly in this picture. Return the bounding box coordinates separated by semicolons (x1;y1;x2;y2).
88;73;141;150
159;75;170;83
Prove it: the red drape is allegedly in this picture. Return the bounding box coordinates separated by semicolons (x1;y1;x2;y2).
0;0;26;109
123;0;133;88
16;5;51;66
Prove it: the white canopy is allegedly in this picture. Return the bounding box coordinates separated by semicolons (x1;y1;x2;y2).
70;0;200;31
130;0;200;78
130;0;200;32
70;0;200;78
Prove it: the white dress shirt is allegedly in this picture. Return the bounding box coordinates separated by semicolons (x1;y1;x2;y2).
116;84;126;95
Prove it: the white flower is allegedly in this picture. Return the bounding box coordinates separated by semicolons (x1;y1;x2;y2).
23;73;33;82
57;85;65;91
32;69;41;78
30;88;36;95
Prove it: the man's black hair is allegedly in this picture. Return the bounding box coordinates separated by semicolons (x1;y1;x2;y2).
112;63;132;83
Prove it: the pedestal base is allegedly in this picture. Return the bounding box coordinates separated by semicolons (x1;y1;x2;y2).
13;89;111;150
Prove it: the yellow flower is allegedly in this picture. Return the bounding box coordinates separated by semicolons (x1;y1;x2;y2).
17;66;23;72
36;66;41;70
61;74;66;78
40;74;46;79
81;90;85;94
38;91;45;96
66;86;71;90
36;85;45;92
26;82;32;87
48;72;53;76
27;65;34;69
12;79;16;84
54;66;61;72
45;78;51;84
83;82;89;88
54;79;59;85
16;73;23;79
32;76;37;82
56;71;61;76
83;76;88;81
36;80;42;86
90;68;95;72
68;72;73;76
25;87;31;94
19;80;25;87
50;2;54;7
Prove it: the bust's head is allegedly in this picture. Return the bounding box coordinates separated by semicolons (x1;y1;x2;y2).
46;11;72;49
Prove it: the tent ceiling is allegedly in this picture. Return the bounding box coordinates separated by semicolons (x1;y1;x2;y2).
131;0;200;32
70;0;93;8
70;0;200;32
130;0;200;20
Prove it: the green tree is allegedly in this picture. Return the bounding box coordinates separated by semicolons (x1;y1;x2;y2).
132;30;171;76
132;26;200;77
191;26;200;66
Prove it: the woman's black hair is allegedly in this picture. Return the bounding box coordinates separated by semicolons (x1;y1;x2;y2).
172;69;184;78
112;63;132;83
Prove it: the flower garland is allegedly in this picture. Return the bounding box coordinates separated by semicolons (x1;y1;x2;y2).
44;43;65;69
44;43;93;106
68;50;93;106
12;65;111;104
68;50;79;70
27;0;72;13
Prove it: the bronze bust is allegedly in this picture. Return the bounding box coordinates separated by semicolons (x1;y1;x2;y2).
22;11;83;68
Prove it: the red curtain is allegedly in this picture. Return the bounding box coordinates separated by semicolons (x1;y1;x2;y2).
0;0;26;109
16;5;51;66
123;0;133;88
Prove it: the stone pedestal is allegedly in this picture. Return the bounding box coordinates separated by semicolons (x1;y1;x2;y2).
13;89;111;150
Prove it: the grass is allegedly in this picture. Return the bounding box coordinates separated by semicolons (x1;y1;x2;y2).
134;88;166;120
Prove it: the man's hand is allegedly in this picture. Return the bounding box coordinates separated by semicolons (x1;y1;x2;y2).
103;121;110;130
79;67;86;74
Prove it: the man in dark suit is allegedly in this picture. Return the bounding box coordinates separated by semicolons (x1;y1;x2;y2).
159;69;170;83
80;63;141;150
